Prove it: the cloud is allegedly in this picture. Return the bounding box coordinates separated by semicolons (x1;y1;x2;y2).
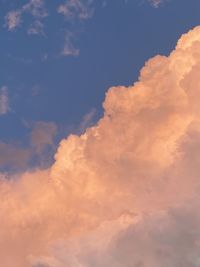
30;121;57;154
0;121;57;172
148;0;166;7
31;199;200;267
0;86;9;115
5;0;93;56
27;20;45;35
5;10;22;31
5;0;48;34
22;0;48;18
57;0;94;21
0;142;31;171
79;108;96;133
58;1;95;57
1;25;200;266
62;31;80;57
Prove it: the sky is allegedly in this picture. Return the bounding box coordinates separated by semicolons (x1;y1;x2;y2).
2;0;200;266
1;0;200;171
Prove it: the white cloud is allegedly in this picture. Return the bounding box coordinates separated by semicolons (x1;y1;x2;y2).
0;86;9;115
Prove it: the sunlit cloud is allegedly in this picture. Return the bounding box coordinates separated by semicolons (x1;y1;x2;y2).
1;25;200;267
0;120;57;171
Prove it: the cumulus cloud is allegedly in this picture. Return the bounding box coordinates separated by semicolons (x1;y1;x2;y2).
0;86;9;115
1;26;200;266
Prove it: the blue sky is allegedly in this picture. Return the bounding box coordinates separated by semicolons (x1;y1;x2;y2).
1;0;200;171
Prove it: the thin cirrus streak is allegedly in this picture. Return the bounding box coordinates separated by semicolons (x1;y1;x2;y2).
1;26;200;267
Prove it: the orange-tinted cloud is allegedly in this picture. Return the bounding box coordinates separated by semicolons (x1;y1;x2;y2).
31;121;57;154
0;121;57;171
1;26;200;267
0;142;31;170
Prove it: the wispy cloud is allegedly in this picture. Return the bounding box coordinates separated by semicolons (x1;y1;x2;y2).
27;20;44;35
22;0;48;18
79;108;96;133
5;10;22;31
58;0;95;57
0;120;57;171
57;0;94;21
5;0;48;34
62;31;80;57
0;86;9;115
30;121;57;154
0;142;31;171
149;0;164;8
5;0;94;56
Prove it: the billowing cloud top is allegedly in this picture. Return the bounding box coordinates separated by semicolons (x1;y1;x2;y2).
1;25;200;267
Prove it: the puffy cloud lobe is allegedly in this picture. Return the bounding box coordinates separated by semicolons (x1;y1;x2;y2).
1;26;200;266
